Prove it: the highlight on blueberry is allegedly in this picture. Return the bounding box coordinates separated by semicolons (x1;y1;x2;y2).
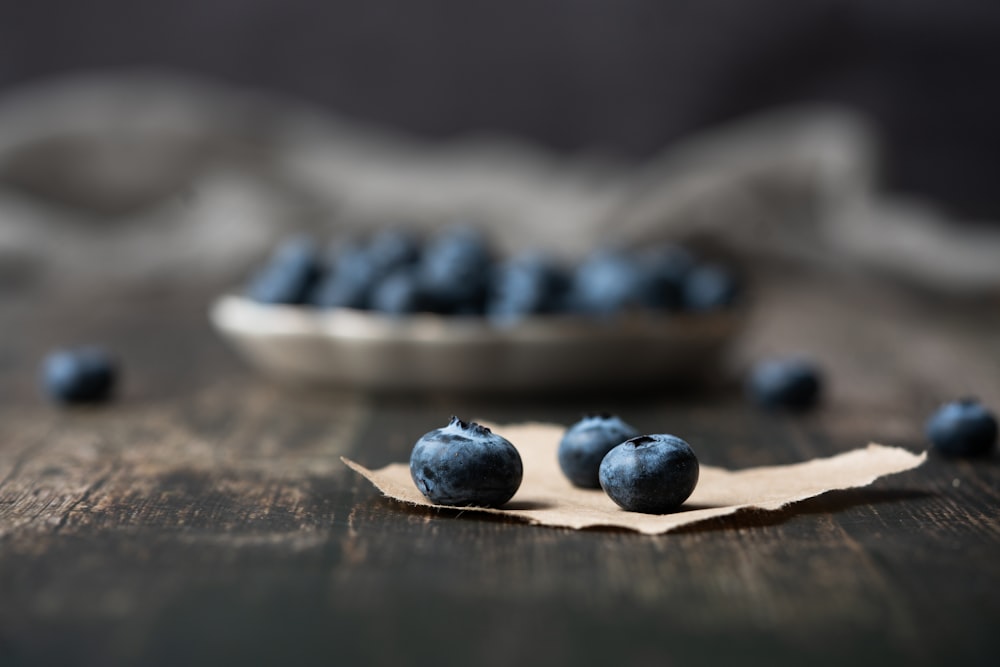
409;417;523;507
925;398;997;458
42;346;118;404
558;414;640;488
747;358;823;411
599;434;700;514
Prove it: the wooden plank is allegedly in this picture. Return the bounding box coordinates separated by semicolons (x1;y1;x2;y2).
0;270;998;666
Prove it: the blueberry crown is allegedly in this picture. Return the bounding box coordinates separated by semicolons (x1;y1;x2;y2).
627;435;655;447
582;412;615;421
448;416;493;436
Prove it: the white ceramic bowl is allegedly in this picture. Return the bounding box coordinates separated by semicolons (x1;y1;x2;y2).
210;295;745;392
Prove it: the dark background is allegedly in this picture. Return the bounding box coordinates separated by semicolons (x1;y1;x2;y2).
2;0;999;217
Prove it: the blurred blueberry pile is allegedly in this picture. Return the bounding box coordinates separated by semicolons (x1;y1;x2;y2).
244;228;741;323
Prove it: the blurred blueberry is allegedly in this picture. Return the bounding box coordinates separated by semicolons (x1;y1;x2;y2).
42;346;117;404
567;249;647;316
367;228;421;275
418;227;493;314
681;263;740;312
487;251;569;325
637;244;696;311
245;236;322;305
310;241;380;309
599;434;700;514
370;268;427;315
558;414;641;488
925;399;997;457
747;358;823;411
431;227;490;259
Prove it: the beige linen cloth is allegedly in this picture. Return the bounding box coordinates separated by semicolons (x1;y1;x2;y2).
1;71;999;293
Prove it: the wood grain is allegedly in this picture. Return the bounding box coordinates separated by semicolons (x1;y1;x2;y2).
1;268;998;666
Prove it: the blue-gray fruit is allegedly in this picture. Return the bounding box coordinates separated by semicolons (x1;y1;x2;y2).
558;414;640;488
410;417;523;507
245;236;322;305
370;268;426;315
42;346;117;404
567;250;647;316
309;241;381;310
487;251;569;325
747;358;822;411
925;398;997;457
367;228;421;274
638;244;696;311
682;263;740;312
418;227;493;314
599;434;699;514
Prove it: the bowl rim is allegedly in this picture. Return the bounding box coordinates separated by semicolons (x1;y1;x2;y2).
210;294;746;344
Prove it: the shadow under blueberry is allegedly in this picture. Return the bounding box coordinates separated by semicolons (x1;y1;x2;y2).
362;496;556;521
665;503;718;513
360;486;934;534
668;487;935;535
500;499;556;511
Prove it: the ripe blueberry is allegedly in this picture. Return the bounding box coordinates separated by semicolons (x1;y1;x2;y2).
310;242;380;309
747;358;823;411
567;249;647;316
682;263;740;312
599;434;699;514
637;244;696;311
410;417;523;507
370;268;427;315
367;228;421;275
418;228;493;314
42;347;117;404
487;252;568;325
245;236;322;305
925;399;997;457
558;414;640;488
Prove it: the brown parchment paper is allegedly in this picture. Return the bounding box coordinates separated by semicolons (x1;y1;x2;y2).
342;422;926;535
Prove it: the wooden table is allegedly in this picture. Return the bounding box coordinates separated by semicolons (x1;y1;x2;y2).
1;264;998;666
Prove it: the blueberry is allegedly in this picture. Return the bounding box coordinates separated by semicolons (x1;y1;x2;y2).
427;227;490;264
682;263;740;312
245;236;322;305
42;347;117;404
410;417;523;507
558;414;641;488
637;244;696;311
310;242;380;309
599;434;700;514
487;252;568;325
567;249;647;316
925;399;997;457
418;228;493;314
370;268;426;315
747;358;823;411
367;229;421;275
